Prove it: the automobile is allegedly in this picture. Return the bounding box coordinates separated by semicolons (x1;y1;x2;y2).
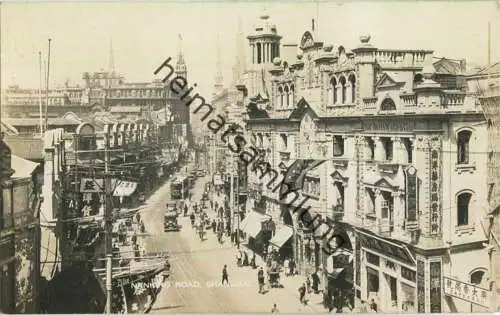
164;211;181;232
165;202;178;214
196;170;205;177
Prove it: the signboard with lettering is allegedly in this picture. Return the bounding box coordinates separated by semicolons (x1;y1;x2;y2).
429;261;442;313
417;259;426;313
443;276;489;308
405;166;418;225
357;230;415;266
80;178;103;193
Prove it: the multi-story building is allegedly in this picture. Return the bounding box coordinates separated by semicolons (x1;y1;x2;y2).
473;62;500;312
0;133;42;313
233;13;493;313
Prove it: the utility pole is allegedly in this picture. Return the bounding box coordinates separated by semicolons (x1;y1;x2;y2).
104;133;113;314
38;51;43;135
44;38;52;131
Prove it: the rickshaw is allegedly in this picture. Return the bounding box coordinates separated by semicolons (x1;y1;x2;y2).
164;210;181;232
267;261;281;288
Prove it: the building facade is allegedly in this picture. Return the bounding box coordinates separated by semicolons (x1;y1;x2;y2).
232;15;493;313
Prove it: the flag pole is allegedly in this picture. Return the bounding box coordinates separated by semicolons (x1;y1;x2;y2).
44;38;52;131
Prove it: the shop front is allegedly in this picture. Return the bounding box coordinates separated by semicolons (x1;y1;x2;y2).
356;229;418;313
239;211;272;257
269;225;293;262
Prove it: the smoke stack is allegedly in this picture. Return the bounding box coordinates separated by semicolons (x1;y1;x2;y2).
312;19;315;32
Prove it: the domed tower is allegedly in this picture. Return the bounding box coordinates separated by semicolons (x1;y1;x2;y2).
176;34;188;81
247;12;282;71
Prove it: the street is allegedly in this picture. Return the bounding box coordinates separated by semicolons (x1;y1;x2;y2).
138;167;324;313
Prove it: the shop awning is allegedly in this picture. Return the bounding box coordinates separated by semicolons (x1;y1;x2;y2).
113;181;138;197
239;211;270;238
270;225;293;248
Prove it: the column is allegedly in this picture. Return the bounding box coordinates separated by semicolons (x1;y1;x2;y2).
392;191;405;234
392;137;408;164
374;189;382;225
336;86;342;104
344;135;355;159
252;44;255;64
373;137;385;161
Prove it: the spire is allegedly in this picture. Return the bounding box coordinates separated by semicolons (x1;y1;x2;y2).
215;34;224;91
232;16;246;84
108;38;115;74
175;34;187;79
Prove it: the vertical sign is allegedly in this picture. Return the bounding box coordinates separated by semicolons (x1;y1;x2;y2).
417;259;426;313
355;237;361;286
430;261;442;313
405;166;418;226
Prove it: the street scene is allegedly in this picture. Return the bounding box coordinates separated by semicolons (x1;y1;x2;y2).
1;1;500;313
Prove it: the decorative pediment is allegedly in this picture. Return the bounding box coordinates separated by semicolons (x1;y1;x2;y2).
247;102;270;119
300;31;315;50
330;170;348;183
376;73;404;89
374;177;399;190
289;98;319;121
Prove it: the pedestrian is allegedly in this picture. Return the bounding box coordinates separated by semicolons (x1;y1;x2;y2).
311;270;320;294
306;275;311;293
289;259;295;276
298;283;306;304
271;303;279;314
222;264;229;285
358;300;368;313
210;199;213;211
369;299;378;313
212;219;217;232
258;267;265;294
284;258;290;277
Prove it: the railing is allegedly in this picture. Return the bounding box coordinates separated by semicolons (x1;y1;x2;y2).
375;50;427;68
332;204;344;221
441;92;466;106
0;210;36;231
363;97;377;109
400;93;417;107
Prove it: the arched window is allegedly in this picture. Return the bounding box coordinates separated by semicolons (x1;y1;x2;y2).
257;43;262;64
284;85;290;107
457;129;472;164
457;191;472;226
331;77;338;104
340;76;347;104
380;98;396;111
349;74;356;103
278;86;284;108
290;85;295;107
470;269;486;285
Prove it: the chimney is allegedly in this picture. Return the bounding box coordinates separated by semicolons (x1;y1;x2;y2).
312;19;315;32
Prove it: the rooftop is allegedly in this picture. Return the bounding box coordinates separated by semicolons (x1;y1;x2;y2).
11;154;40;178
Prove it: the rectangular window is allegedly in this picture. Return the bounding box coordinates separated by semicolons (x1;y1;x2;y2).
366;251;380;266
333;136;345;156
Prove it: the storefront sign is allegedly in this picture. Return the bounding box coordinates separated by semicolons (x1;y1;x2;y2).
429;261;442;313
443;276;489;308
357;230;415;266
405;166;418;226
80;178;103;193
417;259;426;312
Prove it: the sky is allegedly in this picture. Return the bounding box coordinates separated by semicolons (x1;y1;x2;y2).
1;1;500;99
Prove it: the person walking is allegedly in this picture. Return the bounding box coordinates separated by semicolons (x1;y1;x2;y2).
258;267;265;294
222;265;229;285
271;303;279;314
298;283;307;305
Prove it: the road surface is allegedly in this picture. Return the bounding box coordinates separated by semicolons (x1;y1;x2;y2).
139;167;324;313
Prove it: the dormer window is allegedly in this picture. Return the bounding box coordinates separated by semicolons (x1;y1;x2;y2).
284;85;290;107
340;76;347;104
349;74;356;103
380;98;396;111
331;77;338;104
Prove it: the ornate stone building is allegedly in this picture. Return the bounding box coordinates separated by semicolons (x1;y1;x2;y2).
235;14;491;313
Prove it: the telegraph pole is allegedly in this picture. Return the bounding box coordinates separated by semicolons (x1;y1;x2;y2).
104;133;113;314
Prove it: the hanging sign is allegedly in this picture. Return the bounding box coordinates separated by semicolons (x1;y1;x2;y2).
443;276;489;307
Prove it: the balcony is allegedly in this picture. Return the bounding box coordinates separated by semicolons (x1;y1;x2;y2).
331;204;344;222
363;97;377;110
279;150;291;161
0;210;36;233
400;93;417;108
